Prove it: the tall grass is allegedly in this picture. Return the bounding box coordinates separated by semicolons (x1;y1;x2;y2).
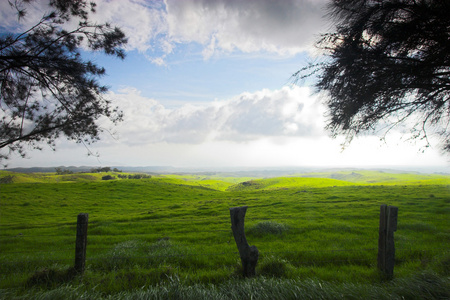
1;272;448;300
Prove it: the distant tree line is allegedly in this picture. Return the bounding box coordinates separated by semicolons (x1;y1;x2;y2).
101;173;151;181
118;174;151;179
55;168;73;175
90;167;122;173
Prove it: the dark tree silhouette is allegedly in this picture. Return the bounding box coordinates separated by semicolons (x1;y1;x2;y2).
0;0;127;162
294;0;450;152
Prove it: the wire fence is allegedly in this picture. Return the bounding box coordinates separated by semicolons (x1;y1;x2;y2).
0;205;448;284
1;249;444;266
1;214;447;229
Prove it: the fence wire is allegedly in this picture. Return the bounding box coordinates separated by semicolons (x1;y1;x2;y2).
1;213;447;272
1;242;445;257
0;215;445;230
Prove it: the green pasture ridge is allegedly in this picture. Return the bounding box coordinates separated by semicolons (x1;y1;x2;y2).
1;169;449;187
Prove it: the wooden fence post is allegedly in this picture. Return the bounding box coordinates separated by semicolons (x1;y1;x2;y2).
378;205;398;279
74;213;89;274
229;206;259;277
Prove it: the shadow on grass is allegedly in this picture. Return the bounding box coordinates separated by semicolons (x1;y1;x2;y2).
26;267;79;288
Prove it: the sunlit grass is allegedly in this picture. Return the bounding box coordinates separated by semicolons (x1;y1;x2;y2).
0;170;448;298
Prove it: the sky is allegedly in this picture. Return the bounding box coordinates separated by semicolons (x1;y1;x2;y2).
1;0;449;172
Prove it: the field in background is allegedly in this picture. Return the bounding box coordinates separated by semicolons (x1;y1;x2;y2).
0;169;449;299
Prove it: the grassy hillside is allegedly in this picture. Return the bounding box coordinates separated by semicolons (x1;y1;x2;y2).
2;169;448;186
0;170;448;299
0;170;107;183
227;177;356;191
294;170;450;185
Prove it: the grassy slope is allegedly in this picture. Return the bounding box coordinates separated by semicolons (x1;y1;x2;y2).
2;169;448;186
0;170;448;298
0;170;109;183
293;170;450;185
227;177;356;191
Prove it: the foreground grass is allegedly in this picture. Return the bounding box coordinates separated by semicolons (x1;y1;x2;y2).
0;170;448;298
1;272;448;300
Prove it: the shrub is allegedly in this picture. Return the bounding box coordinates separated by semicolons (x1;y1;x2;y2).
102;175;115;180
258;256;292;277
247;221;289;236
0;175;14;184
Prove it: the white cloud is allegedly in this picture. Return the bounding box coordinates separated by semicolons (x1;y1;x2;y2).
91;0;330;61
1;0;329;63
165;0;329;57
5;86;447;170
0;0;167;54
92;0;169;53
105;86;324;145
10;130;447;170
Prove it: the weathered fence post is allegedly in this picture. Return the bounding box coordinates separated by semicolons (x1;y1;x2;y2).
229;206;259;277
74;213;89;274
378;205;398;279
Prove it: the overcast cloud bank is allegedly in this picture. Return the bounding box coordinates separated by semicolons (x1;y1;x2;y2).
90;0;328;63
107;86;324;145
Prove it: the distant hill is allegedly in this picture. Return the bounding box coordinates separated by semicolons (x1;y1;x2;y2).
4;166;176;173
3;165;449;176
3;166;315;175
4;166;91;173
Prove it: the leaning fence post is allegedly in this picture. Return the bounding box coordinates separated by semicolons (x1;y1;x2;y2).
74;213;89;274
378;205;398;279
229;206;259;277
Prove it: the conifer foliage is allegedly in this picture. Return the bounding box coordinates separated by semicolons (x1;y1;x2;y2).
0;0;127;161
296;0;450;151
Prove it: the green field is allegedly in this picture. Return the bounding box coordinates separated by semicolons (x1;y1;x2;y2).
0;170;449;299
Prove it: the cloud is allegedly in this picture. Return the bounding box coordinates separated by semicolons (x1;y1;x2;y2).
1;0;329;63
105;86;324;145
165;0;329;58
93;0;329;62
0;0;166;54
92;0;169;53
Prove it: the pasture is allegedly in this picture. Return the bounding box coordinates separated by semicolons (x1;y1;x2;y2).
0;170;449;299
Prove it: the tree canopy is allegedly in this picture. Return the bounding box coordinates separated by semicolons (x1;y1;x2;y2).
295;0;450;152
0;0;127;163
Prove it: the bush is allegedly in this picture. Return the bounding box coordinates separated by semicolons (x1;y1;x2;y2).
247;221;289;236
102;175;115;180
258;256;293;277
0;175;14;184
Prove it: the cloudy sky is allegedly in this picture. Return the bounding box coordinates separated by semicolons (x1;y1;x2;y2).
1;0;449;171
